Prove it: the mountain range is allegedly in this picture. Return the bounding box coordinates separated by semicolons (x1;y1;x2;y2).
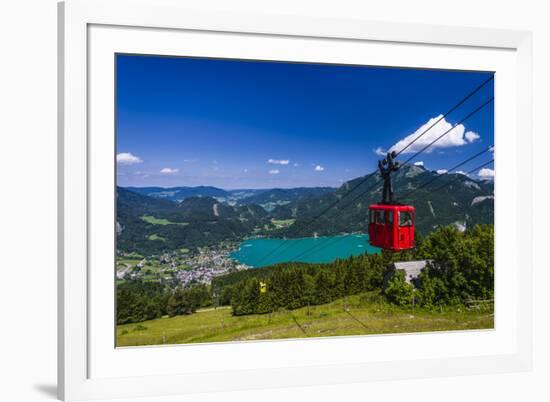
271;164;493;236
125;185;334;211
117;164;494;255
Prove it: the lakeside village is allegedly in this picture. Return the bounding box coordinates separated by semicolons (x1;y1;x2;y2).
116;241;249;288
116;228;367;289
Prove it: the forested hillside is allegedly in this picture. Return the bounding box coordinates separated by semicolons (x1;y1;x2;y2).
271;164;493;237
116;187;271;255
117;165;493;255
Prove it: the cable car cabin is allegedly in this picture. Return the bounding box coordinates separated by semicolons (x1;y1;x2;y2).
368;204;415;251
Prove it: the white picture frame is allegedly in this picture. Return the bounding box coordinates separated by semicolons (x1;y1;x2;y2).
58;0;533;400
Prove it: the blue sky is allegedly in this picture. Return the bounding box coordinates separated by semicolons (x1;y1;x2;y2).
116;54;494;189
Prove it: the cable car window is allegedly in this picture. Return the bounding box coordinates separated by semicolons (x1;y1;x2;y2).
375;210;386;224
387;211;393;225
369;209;375;224
399;211;413;227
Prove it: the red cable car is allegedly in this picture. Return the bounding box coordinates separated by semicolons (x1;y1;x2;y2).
368;151;415;251
368;204;415;250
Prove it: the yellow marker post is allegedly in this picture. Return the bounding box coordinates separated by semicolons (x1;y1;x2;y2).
259;281;267;294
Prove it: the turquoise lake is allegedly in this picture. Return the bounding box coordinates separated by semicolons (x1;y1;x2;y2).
230;234;380;268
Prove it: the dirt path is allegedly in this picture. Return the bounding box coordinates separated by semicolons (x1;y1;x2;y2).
196;306;231;313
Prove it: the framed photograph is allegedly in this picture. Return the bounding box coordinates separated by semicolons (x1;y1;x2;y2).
58;0;533;400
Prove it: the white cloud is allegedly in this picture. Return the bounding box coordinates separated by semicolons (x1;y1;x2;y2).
268;159;289;165
315;165;325;172
268;169;280;175
374;147;387;156
455;170;468;176
293;163;300;167
116;152;142;165
414;161;424;167
160;167;179;175
436;169;448;174
243;168;248;173
380;115;481;155
489;146;495;153
465;131;480;142
478;167;495;179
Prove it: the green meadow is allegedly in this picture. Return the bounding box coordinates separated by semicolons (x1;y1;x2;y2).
270;218;296;229
116;291;493;347
141;215;189;226
147;234;166;241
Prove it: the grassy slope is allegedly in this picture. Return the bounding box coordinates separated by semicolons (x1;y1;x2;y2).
116;292;494;347
141;215;189;226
